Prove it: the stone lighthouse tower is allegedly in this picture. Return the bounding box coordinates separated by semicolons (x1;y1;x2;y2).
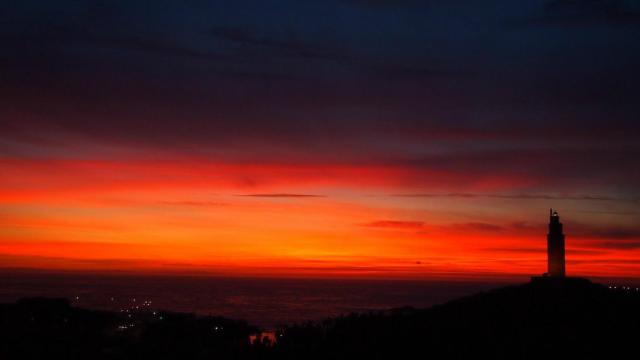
547;209;566;277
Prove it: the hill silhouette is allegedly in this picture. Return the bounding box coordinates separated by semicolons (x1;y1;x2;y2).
274;277;640;359
1;278;639;359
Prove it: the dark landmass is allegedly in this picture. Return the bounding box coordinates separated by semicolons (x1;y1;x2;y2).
1;278;639;359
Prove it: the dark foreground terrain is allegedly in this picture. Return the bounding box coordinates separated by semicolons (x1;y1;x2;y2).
1;278;639;359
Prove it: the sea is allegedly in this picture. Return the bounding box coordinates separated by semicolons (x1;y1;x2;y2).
0;271;513;328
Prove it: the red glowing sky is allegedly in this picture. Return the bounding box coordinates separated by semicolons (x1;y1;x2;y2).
1;155;639;279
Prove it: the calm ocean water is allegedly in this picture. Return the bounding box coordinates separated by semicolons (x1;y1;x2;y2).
0;271;511;328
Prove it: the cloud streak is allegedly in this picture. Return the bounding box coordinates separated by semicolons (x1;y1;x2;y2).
591;241;640;250
159;200;228;207
393;192;630;202
362;220;425;229
237;193;326;198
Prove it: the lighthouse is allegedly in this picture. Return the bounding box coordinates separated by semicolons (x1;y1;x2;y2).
547;209;566;277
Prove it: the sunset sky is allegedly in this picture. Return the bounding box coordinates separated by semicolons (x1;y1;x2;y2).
1;0;639;279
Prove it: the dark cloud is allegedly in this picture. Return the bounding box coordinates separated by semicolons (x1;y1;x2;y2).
209;24;472;83
569;258;640;265
508;222;640;242
575;226;640;240
364;221;505;232
592;241;640;249
575;210;640;215
0;8;224;62
512;0;640;27
362;220;425;229
211;26;346;61
159;201;228;207
482;247;604;256
237;194;325;198
393;193;625;201
400;148;640;185
96;35;227;60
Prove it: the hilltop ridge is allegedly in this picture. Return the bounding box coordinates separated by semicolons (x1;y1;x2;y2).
2;278;639;359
